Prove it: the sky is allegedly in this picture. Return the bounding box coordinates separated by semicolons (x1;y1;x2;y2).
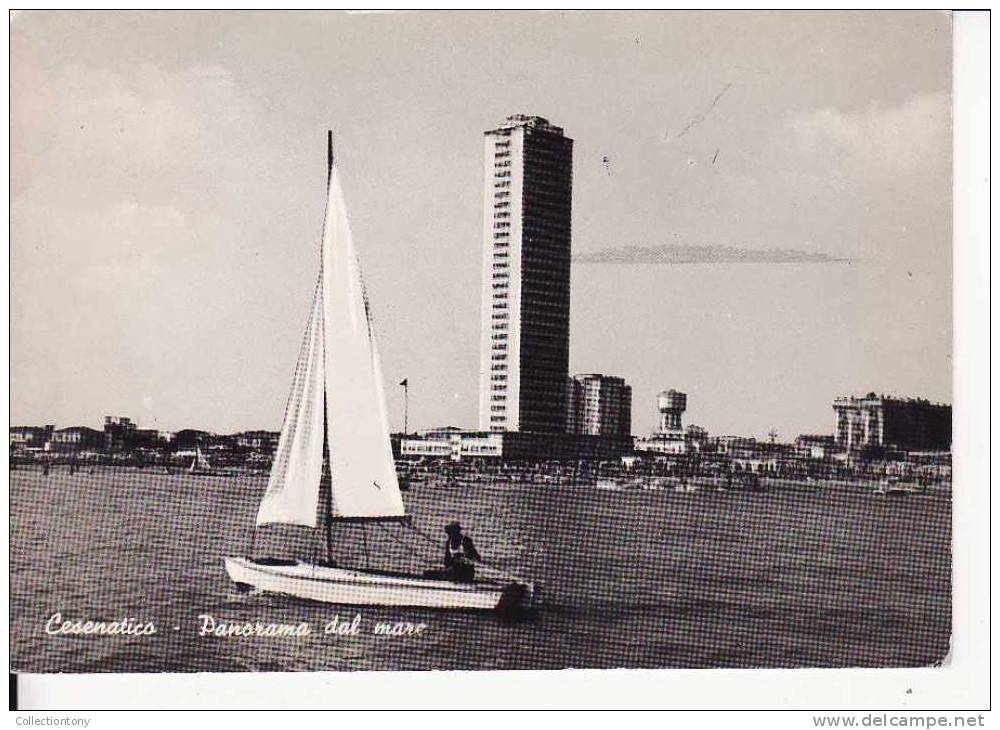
10;10;952;439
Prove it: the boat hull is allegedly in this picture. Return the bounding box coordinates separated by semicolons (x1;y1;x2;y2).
224;557;531;612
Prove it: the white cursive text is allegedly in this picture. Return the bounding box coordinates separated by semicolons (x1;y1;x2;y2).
45;612;157;636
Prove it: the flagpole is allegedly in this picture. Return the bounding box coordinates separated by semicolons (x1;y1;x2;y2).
400;379;409;434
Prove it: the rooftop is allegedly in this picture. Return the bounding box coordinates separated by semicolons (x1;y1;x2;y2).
488;115;565;135
571;373;627;383
834;393;951;408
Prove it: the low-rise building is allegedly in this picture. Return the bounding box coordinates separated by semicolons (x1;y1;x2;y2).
712;436;758;459
131;428;162;450
104;417;174;451
174;429;212;449
796;434;837;459
103;416;136;451
685;424;709;450
634;431;687;455
50;426;104;452
10;425;54;450
399;428;631;463
834;393;951;452
231;430;280;453
401;428;502;461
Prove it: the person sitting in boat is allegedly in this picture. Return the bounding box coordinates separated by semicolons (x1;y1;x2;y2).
442;521;481;583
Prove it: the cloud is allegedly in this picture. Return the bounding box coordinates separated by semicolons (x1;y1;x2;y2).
70;201;191;293
12;61;246;189
783;92;949;182
573;244;847;265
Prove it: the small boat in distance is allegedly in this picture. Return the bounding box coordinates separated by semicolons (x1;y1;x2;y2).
874;477;918;497
190;447;236;477
224;134;532;612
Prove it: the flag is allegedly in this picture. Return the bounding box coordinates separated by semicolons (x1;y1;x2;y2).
399;378;408;387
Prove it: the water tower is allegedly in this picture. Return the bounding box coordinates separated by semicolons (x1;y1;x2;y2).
657;390;687;433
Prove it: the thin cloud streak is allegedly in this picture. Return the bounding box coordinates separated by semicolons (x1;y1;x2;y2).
573;244;849;265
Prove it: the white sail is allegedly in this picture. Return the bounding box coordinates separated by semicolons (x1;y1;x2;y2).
191;446;210;472
256;275;327;527
257;153;404;527
321;163;406;519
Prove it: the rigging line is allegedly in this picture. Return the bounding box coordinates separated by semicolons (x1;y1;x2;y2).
246;524;257;558
361;524;370;570
403;523;524;583
407;522;442;548
372;521;437;562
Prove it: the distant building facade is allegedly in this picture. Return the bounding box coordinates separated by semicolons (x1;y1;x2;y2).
50;427;104;452
103;416;137;451
834;394;951;452
796;434;837;459
400;428;501;461
685;424;709;447
174;429;211;450
103;416;170;451
634;431;687;455
400;428;630;463
131;429;162;450
10;420;277;460
566;374;632;437
478;115;574;434
712;436;758;458
231;430;280;453
10;425;54;450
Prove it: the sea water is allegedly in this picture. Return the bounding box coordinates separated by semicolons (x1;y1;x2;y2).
9;467;950;672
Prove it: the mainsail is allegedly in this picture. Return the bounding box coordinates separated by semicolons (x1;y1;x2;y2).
320;159;405;520
256;149;405;527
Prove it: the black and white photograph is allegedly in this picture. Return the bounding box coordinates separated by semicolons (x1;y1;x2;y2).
9;9;971;686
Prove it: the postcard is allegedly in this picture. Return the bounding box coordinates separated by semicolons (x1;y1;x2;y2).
10;10;961;684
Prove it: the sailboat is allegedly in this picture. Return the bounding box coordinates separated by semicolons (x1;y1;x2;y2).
190;446;236;477
224;134;533;612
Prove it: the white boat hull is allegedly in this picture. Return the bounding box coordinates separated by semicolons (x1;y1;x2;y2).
224;557;531;612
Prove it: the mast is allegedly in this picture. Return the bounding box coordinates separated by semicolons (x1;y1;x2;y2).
327;130;334;186
322;130;335;565
322;392;334;565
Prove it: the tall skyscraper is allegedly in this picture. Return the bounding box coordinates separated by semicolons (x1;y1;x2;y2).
478;115;574;433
